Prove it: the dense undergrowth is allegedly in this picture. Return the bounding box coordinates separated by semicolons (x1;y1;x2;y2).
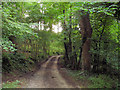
59;56;119;88
2;52;35;73
2;80;21;88
2;52;48;88
68;70;118;88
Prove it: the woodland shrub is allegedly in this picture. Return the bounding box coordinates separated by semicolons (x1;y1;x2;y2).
2;80;21;88
2;52;34;72
88;74;118;88
68;70;118;88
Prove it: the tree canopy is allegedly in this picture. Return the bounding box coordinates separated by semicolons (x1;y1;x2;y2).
1;1;119;88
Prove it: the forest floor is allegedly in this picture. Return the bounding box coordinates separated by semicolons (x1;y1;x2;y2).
2;55;118;88
20;55;81;88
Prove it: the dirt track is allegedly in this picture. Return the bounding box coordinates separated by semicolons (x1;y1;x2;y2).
22;55;80;88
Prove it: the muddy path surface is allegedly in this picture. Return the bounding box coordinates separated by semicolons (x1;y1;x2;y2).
22;55;80;88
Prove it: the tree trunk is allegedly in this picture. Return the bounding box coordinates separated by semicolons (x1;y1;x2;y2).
68;5;72;67
72;46;77;69
63;9;69;65
77;45;82;70
80;12;92;71
92;41;99;73
49;22;52;32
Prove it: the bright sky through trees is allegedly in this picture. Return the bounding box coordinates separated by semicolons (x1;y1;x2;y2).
52;22;62;33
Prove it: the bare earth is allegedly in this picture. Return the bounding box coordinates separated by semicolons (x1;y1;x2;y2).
22;55;81;88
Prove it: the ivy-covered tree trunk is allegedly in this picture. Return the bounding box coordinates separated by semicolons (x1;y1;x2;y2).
80;12;92;71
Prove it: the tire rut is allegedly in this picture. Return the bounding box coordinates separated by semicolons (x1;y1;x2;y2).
43;57;59;88
22;56;81;88
23;56;55;88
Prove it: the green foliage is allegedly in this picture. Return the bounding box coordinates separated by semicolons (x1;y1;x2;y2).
68;70;84;80
90;8;119;73
2;80;21;88
88;75;118;88
2;2;38;52
2;2;119;86
68;70;118;88
2;52;34;72
49;32;64;55
2;39;16;52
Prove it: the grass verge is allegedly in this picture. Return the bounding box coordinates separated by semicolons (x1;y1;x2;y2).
67;70;118;88
2;80;21;88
